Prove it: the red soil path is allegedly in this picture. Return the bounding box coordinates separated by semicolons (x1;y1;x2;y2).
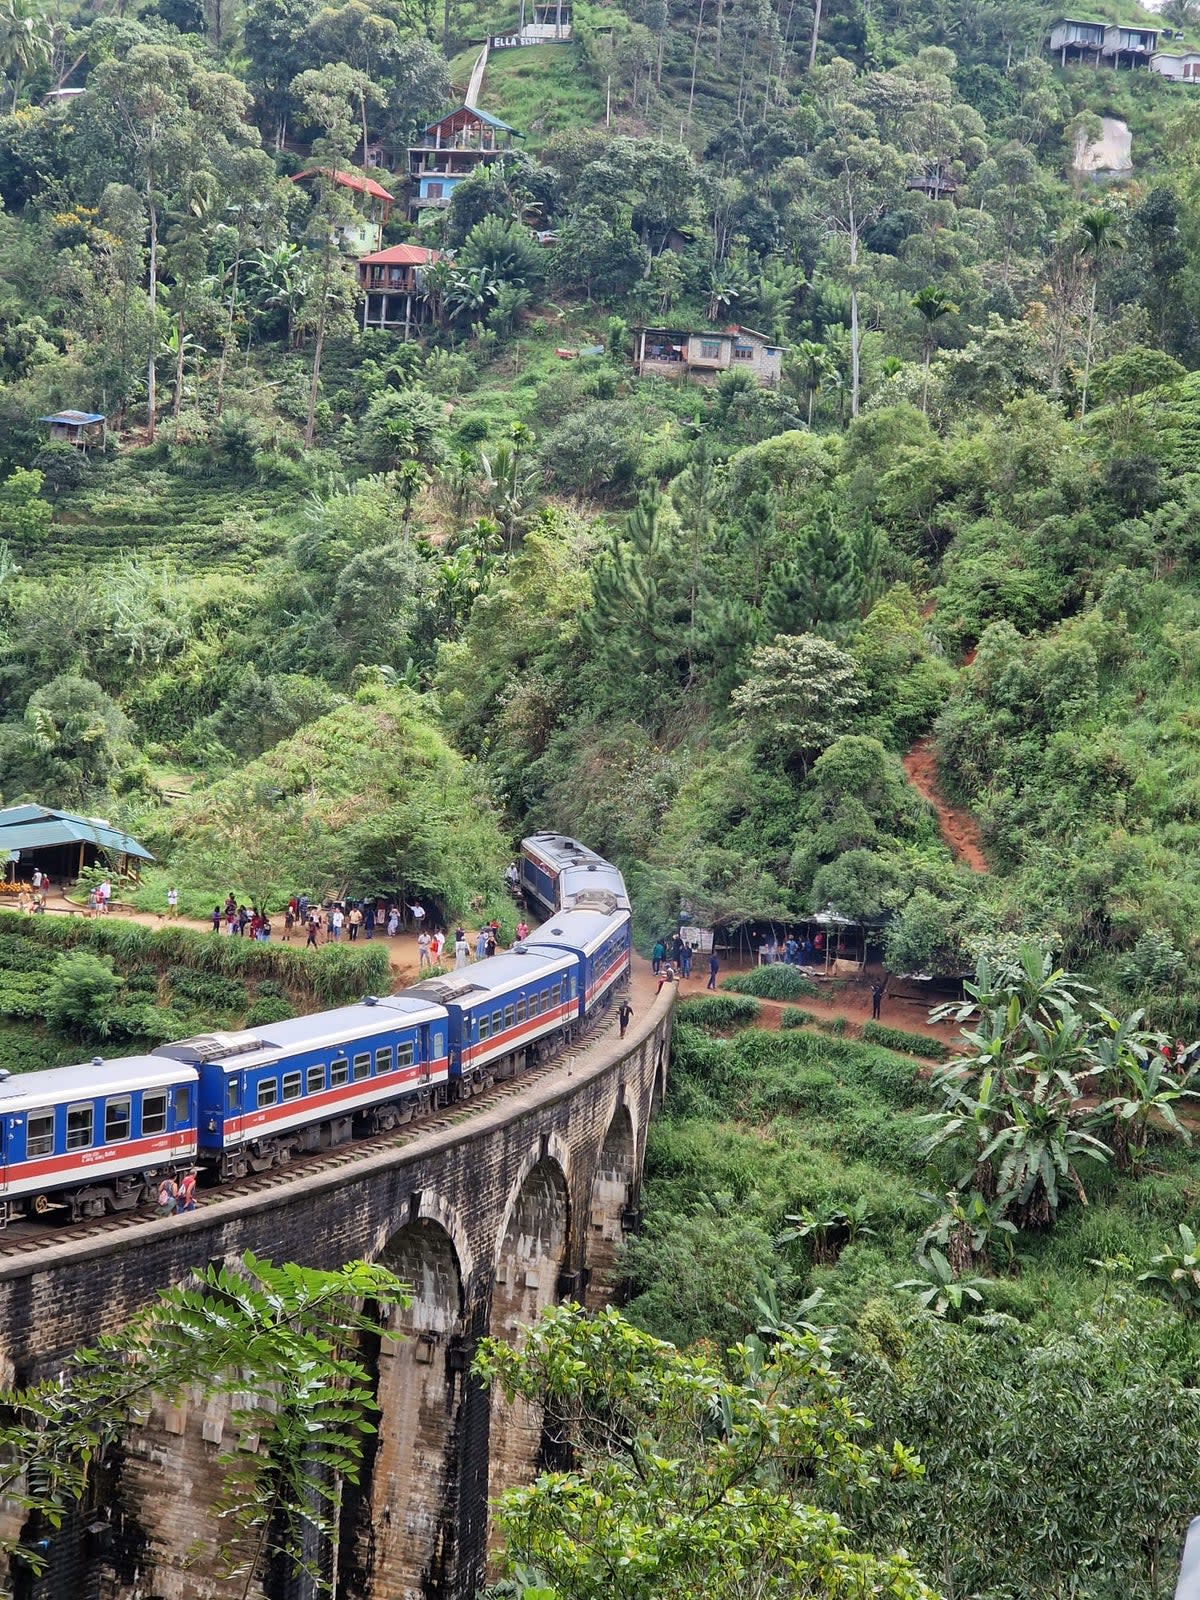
902;737;988;874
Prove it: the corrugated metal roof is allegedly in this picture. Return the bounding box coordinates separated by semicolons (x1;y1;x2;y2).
0;805;153;860
38;410;105;425
423;103;522;135
359;244;442;266
290;168;394;201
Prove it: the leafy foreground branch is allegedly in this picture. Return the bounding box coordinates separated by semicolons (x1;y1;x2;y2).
0;1252;407;1597
475;1303;938;1600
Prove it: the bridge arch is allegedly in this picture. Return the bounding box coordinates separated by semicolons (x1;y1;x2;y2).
485;1150;571;1538
586;1102;636;1309
365;1215;467;1600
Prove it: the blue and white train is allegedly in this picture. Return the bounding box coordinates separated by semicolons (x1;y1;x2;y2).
0;834;631;1222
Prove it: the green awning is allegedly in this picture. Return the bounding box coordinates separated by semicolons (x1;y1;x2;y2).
0;805;153;861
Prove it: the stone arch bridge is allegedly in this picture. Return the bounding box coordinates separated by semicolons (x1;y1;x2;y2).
0;989;674;1600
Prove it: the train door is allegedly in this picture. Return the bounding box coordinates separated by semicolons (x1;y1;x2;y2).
0;1113;9;1196
418;1024;433;1084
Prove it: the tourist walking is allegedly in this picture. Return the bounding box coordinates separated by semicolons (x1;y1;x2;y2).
211;905;221;933
618;999;633;1038
348;905;363;941
306;915;319;949
707;952;719;990
387;906;400;937
651;939;665;975
167;887;178;917
156;1175;178;1217
455;933;469;970
418;931;432;968
475;927;487;961
176;1169;197;1213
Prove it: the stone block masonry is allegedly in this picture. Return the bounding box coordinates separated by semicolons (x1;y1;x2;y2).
0;988;674;1600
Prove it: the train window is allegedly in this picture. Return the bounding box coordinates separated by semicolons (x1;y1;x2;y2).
104;1097;131;1143
257;1079;278;1110
551;983;561;1007
492;1009;503;1034
569;976;577;999
226;1081;238;1114
352;1053;370;1081
282;1072;302;1102
174;1086;190;1123
142;1091;168;1136
478;1012;490;1040
307;1065;326;1095
397;1042;414;1068
528;991;540;1017
516;998;526;1023
26;1110;53;1158
331;1058;349;1087
66;1103;93;1150
504;1005;515;1030
376;1048;393;1074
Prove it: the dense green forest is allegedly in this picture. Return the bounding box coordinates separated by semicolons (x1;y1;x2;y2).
2;0;1200;1024
3;0;1200;1588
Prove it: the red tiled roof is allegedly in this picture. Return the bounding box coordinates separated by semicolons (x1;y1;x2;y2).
290;168;394;201
359;244;443;266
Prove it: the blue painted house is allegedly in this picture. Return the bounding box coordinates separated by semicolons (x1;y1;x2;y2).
407;104;522;222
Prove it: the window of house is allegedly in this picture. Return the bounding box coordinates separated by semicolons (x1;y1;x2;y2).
352;1053;371;1081
105;1098;131;1143
734;344;753;360
257;1079;278;1110
397;1042;414;1068
282;1072;302;1102
26;1111;54;1158
142;1091;168;1136
376;1048;394;1074
699;340;722;360
307;1065;326;1095
66;1103;93;1150
331;1058;350;1087
427;182;443;199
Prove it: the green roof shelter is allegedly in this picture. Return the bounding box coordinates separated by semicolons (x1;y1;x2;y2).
0;805;153;883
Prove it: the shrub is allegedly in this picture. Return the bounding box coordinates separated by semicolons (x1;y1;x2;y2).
245;996;296;1026
780;1008;818;1029
677;996;760;1032
816;1017;848;1037
44;951;123;1037
721;968;819;1000
860;1021;951;1061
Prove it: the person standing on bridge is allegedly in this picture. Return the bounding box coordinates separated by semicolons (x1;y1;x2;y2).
618;998;633;1038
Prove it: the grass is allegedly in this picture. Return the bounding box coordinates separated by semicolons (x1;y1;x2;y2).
720;966;820;1001
480;43;607;145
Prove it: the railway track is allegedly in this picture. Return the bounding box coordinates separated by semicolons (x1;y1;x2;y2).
0;1016;613;1262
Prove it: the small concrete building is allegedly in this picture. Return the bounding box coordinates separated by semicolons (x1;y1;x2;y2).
1151;46;1200;79
0;804;153;883
289;168;395;255
633;325;784;387
357;244;442;338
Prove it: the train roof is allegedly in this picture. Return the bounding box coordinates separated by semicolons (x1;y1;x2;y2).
559;864;630;911
521;832;609;871
153;994;445;1070
402;945;575;1008
0;1055;189;1107
524;906;628;956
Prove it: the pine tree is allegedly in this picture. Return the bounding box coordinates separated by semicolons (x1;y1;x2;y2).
760;504;862;640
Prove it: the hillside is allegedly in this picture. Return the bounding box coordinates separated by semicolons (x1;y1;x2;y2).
1;0;1200;1589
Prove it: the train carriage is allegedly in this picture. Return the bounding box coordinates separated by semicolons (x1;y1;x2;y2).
0;1057;197;1221
155;995;448;1179
522;906;632;1016
520;833;630;916
404;946;581;1090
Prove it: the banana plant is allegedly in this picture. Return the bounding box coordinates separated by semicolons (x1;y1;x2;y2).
896;1249;989;1320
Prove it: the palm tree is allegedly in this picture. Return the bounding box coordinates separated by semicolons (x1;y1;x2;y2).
912;285;959;414
1077;206;1126;419
795;339;833;428
0;0;52;112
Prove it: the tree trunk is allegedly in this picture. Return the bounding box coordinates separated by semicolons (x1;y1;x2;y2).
921;344;930;414
807;0;822;70
714;0;723;68
215;253;240;418
146;173;158;444
1080;273;1098;418
807;383;814;427
686;0;705;131
304;247;333;449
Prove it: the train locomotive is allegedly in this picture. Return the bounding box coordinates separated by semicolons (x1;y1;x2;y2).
0;834;631;1224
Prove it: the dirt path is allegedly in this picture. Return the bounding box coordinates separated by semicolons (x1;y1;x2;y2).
902;737;988;874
